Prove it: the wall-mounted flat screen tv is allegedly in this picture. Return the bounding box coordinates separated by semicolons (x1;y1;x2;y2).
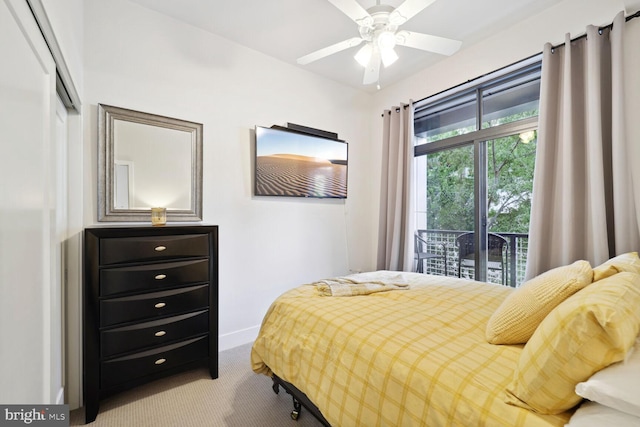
254;126;348;199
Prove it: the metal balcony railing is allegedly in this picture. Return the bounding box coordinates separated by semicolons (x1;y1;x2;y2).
415;229;529;288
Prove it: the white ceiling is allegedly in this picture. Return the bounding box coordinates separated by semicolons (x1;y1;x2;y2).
127;0;565;92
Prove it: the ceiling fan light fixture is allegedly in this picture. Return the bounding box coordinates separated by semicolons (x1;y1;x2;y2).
380;46;398;67
377;30;397;50
354;43;373;67
298;0;460;87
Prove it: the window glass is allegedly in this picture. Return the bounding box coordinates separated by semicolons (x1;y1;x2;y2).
425;145;475;232
414;91;476;143
481;72;541;129
415;145;474;277
485;131;537;285
486;131;537;233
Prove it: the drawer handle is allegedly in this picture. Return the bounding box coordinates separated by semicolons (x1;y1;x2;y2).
154;330;166;337
154;245;167;252
154;358;166;365
155;274;167;280
154;302;166;309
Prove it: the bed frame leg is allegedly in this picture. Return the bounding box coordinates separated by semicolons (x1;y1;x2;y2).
291;397;302;420
273;376;303;421
270;375;331;426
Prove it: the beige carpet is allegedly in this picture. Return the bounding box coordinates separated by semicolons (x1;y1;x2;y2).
70;343;324;426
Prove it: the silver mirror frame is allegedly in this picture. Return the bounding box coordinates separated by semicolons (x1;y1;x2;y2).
98;104;203;222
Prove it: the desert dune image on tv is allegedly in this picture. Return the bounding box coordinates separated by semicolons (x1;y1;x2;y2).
255;127;348;198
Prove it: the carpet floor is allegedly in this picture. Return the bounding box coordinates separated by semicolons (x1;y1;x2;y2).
70;343;325;426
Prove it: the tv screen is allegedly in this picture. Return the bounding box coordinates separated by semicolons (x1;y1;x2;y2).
254;126;348;199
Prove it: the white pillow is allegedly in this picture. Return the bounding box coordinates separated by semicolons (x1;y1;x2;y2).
575;340;640;418
566;402;640;427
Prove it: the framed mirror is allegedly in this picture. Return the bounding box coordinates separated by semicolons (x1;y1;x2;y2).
98;104;203;222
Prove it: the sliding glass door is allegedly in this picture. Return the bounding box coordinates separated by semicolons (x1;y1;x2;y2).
483;131;537;285
413;58;541;286
416;145;474;277
416;129;536;286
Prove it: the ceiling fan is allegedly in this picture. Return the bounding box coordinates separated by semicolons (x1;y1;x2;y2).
297;0;462;86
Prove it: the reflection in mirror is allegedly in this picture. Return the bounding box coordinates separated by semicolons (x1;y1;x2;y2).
98;104;203;222
114;120;192;209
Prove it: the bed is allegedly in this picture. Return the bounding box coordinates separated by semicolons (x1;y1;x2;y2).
251;256;640;427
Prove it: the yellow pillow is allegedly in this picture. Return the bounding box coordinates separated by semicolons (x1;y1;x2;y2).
593;252;640;281
592;264;619;282
485;260;592;344
505;272;640;414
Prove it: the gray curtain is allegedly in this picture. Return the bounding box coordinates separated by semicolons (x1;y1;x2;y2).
526;11;640;278
377;103;415;271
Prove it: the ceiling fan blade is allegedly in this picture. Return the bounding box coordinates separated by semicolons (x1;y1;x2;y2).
297;37;364;65
395;30;462;56
389;0;437;25
327;0;372;26
362;51;381;85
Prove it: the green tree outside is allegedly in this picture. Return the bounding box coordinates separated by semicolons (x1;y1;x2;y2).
425;126;537;234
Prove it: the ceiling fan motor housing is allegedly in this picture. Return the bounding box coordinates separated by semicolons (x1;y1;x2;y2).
358;4;398;44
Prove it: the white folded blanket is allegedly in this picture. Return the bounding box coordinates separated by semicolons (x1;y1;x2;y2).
313;272;410;297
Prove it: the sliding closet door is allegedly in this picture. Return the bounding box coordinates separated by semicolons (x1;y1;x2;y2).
0;0;57;404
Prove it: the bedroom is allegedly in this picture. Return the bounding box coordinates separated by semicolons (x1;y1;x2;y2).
1;0;639;425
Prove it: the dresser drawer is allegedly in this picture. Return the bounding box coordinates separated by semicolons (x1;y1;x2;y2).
101;310;209;358
101;336;208;389
100;234;209;265
100;259;209;297
100;285;209;327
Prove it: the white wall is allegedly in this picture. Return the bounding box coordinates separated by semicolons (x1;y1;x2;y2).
82;0;375;352
368;0;633;265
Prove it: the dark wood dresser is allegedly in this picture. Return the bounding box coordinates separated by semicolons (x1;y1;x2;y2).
83;225;218;423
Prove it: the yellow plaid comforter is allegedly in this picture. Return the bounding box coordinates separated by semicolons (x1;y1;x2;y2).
251;271;574;427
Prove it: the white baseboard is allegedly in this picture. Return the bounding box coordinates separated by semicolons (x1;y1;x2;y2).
218;325;260;351
56;387;64;405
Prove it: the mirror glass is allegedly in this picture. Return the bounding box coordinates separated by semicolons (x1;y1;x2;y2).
98;104;202;222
